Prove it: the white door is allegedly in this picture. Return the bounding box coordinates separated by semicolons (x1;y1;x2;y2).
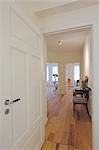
0;3;45;150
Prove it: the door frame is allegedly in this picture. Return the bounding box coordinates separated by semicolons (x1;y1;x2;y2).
44;19;98;150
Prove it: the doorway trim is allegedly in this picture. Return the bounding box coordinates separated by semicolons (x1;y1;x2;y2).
44;19;97;150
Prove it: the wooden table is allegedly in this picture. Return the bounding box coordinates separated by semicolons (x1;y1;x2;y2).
73;88;91;119
73;88;89;99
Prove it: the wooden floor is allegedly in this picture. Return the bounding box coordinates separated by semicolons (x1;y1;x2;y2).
42;87;92;150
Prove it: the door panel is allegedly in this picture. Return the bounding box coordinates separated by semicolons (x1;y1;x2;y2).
11;8;40;52
22;121;42;150
29;56;41;124
0;3;45;149
11;48;27;144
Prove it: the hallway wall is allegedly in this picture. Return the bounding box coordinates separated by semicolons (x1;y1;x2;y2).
92;10;99;150
83;30;92;87
47;50;83;94
82;30;92;117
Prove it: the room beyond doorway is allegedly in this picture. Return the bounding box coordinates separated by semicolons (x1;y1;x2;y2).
44;26;92;150
66;63;80;88
47;63;58;93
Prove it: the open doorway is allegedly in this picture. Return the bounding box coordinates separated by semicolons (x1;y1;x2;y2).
43;26;92;150
46;63;58;95
66;63;80;88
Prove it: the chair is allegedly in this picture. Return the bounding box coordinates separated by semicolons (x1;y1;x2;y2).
73;89;91;119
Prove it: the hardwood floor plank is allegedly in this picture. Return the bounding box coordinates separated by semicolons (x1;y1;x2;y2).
68;124;75;146
48;133;55;142
42;87;92;150
56;143;60;150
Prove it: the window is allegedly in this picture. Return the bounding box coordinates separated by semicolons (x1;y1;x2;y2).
52;66;58;82
74;64;80;81
47;66;49;82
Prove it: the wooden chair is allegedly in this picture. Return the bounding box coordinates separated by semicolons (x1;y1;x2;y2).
73;89;91;119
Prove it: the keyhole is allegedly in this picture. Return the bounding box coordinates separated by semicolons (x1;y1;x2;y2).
5;108;10;115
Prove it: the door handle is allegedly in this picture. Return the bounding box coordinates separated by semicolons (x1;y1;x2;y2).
4;98;21;105
12;98;20;103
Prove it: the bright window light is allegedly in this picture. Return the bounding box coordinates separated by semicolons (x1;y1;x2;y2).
52;66;58;82
47;66;49;82
74;64;80;82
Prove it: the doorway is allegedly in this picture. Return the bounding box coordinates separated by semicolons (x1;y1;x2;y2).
47;63;58;95
66;63;80;88
43;26;93;150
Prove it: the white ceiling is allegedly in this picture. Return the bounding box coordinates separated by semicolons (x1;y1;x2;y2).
22;1;77;12
16;0;99;18
46;28;90;53
16;0;78;11
16;1;95;53
35;1;99;17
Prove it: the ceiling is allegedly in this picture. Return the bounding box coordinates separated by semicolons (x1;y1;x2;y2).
16;1;96;53
16;0;99;18
19;0;75;12
46;28;90;53
35;1;99;17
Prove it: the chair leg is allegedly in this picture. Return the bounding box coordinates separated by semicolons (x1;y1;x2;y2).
85;104;91;119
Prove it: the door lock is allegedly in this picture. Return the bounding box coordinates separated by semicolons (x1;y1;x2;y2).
5;108;10;115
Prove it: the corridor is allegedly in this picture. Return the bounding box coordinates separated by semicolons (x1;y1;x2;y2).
42;88;92;150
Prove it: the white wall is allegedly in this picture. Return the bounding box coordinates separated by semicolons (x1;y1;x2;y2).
47;50;83;79
83;30;92;86
92;10;99;150
66;64;74;84
47;50;83;64
83;30;92;116
47;50;83;94
66;63;80;86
